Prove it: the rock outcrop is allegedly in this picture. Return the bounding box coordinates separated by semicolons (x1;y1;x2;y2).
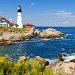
0;27;65;45
39;28;65;39
0;27;35;45
57;53;68;61
18;56;27;63
34;29;40;35
70;59;75;63
52;62;75;75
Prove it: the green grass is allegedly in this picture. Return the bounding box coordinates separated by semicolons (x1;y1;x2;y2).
0;26;27;34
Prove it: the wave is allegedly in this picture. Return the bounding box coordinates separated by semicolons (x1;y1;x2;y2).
41;38;51;41
64;55;75;62
66;34;73;35
45;53;75;63
45;58;57;63
60;38;75;40
25;40;41;43
41;37;64;40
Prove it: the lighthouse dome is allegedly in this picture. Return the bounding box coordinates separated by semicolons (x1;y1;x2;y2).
18;5;22;12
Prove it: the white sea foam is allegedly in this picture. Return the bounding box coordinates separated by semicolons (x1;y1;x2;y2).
45;53;75;63
64;55;75;62
45;58;57;63
26;39;30;40
60;37;64;39
41;38;62;40
66;34;73;35
25;40;40;42
41;38;51;40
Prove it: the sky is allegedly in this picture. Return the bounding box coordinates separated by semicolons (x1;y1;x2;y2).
0;0;75;27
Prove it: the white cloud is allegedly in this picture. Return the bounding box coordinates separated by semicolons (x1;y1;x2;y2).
37;11;75;18
24;10;75;27
29;2;35;8
57;21;70;25
8;18;16;23
31;2;35;6
55;11;71;16
61;21;69;24
50;11;75;18
9;18;13;21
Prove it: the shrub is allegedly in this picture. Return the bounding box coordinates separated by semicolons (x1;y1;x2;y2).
0;56;71;75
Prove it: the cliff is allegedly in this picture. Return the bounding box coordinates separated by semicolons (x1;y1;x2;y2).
0;27;65;45
0;27;35;45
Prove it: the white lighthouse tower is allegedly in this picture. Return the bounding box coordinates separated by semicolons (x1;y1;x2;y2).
17;5;23;28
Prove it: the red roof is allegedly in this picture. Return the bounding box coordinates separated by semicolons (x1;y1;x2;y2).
0;17;10;23
0;17;3;20
23;24;34;28
24;23;33;26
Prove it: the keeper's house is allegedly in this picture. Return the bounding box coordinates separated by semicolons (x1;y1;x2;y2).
0;17;19;28
0;17;10;27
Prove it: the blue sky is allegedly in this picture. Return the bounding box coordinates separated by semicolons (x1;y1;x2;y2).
0;0;75;27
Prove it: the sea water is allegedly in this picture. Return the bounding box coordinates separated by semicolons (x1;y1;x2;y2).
0;27;75;61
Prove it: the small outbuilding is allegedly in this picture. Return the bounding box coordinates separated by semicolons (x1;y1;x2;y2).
23;23;34;28
10;23;19;28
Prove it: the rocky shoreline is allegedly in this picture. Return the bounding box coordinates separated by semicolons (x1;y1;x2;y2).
0;27;35;45
0;27;65;45
44;61;75;75
49;53;75;75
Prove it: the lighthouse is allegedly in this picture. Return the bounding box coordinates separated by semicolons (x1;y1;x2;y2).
17;5;23;28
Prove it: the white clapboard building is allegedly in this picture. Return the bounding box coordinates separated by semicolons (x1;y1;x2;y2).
0;17;10;27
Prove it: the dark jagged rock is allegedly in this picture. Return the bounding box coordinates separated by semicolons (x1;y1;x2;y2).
70;59;75;63
44;61;49;67
57;53;68;61
57;54;64;61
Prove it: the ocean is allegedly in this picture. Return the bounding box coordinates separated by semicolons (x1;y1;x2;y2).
0;27;75;61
